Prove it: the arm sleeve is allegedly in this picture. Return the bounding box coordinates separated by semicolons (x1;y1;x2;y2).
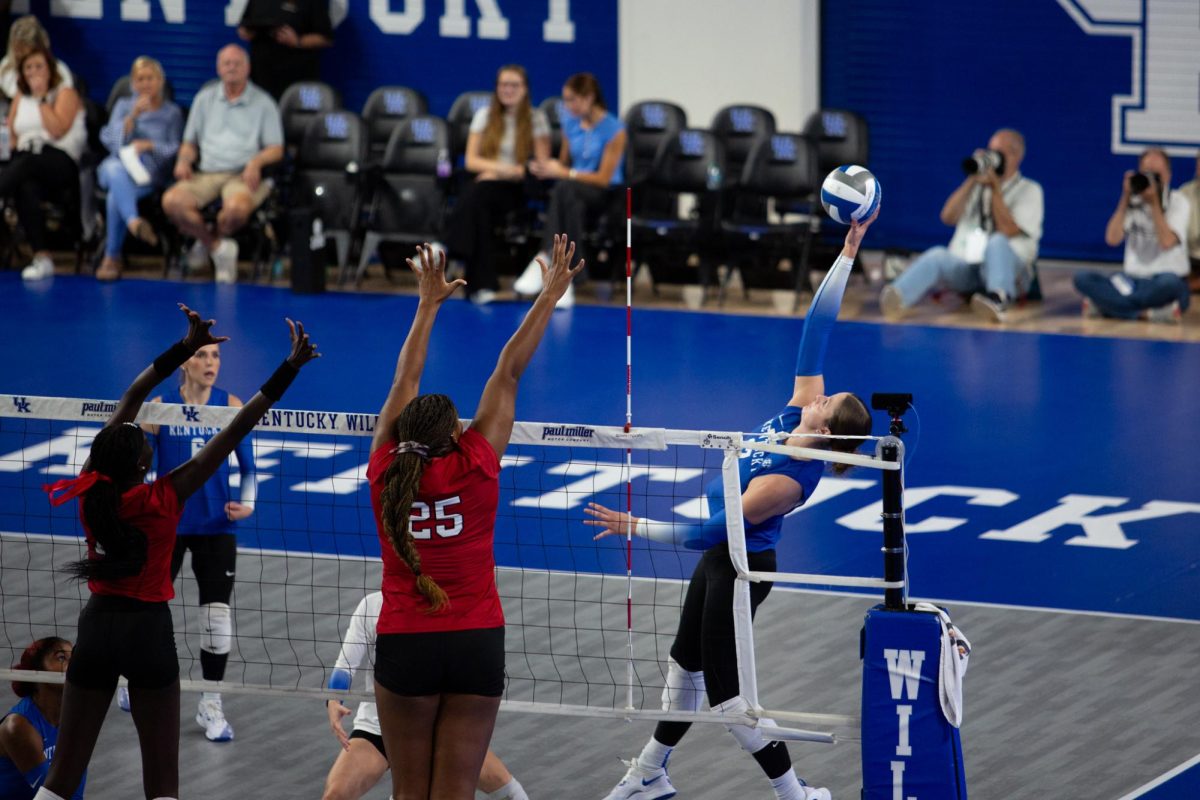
261;100;284;148
151;104;183;163
1010;181;1045;242
329;595;374;688
235;435;257;509
637;510;730;551
794;254;855;376
22;759;50;790
469;106;489;134
181;96;201;145
99;97;128;153
1168;192;1191;250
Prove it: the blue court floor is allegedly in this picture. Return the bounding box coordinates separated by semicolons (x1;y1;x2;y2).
3;273;1199;624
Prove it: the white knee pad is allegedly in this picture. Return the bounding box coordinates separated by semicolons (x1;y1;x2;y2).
200;602;232;655
660;657;706;713
713;695;776;754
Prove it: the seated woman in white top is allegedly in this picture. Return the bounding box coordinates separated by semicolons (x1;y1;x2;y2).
2;44;86;281
0;15;74;99
444;64;551;305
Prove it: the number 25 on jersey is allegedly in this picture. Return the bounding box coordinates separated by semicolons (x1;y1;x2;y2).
410;496;463;539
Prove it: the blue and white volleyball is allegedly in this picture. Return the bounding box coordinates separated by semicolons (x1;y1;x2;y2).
820;165;881;225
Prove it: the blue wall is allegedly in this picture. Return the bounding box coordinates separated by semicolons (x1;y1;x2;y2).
38;1;617;115
822;0;1200;262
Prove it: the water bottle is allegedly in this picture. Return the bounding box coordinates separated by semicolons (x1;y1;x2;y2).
309;217;326;251
0;127;11;161
706;162;721;191
436;148;451;179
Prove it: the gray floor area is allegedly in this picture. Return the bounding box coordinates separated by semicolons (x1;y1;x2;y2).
3;538;1199;799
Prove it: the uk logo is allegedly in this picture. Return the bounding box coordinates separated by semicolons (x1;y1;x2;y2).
182;405;200;423
12;397;31;413
1059;0;1200;155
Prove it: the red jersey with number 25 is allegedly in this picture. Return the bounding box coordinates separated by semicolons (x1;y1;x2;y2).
368;428;503;634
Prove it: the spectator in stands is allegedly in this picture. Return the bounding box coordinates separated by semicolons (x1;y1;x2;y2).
446;64;551;306
514;72;626;309
1178;152;1200;293
237;0;333;100
0;15;73;99
94;57;183;282
879;128;1043;323
3;43;85;282
162;44;283;284
1073;147;1191;323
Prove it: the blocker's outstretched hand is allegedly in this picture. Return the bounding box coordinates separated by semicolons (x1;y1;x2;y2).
179;303;229;351
407;242;466;305
537;233;585;304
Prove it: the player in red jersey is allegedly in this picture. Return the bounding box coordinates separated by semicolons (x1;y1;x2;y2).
32;304;319;800
367;235;582;800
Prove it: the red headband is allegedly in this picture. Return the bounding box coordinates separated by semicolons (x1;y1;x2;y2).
43;471;111;507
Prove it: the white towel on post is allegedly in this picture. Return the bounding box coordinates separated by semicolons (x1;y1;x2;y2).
913;602;971;728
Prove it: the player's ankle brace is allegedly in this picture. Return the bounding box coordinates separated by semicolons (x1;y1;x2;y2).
260;361;299;401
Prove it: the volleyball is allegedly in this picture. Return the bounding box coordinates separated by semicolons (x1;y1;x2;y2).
820;165;881;225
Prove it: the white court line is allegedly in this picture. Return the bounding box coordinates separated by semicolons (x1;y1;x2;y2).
4;531;1198;626
1116;752;1200;799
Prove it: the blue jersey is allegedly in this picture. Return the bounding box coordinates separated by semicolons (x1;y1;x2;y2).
561;110;625;185
152;386;254;536
705;406;824;552
0;697;86;800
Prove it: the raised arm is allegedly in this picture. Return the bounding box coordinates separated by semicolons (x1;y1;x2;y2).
104;304;227;431
471;234;584;455
325;593;377;749
789;209;877;408
169;320;319;503
584;473;802;550
369;244;465;455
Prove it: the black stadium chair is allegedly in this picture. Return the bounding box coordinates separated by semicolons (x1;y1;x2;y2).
623;100;686;187
629;127;724;290
349;115;450;286
802;108;869;178
720;132;822;306
710;104;776;189
361;85;428;159
278;81;342;152
291;110;368;274
446;90;492;163
539;95;564;155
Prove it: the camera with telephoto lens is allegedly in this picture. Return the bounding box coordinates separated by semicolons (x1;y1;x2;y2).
1128;171;1161;195
961;149;1006;176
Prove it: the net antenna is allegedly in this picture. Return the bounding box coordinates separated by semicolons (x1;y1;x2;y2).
623;186;636;712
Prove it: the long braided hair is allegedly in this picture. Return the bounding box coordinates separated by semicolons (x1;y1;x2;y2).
64;424;149;581
379;394;459;613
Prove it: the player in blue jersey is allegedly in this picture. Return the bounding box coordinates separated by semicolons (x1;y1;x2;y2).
129;342;257;742
585;212;879;800
0;638;84;800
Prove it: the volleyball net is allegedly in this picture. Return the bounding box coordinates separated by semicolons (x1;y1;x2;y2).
0;394;904;741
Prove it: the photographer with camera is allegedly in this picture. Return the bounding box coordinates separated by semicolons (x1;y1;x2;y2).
1073;147;1190;323
880;128;1043;322
1179;152;1200;294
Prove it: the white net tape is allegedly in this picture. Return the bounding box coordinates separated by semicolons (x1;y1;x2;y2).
1;395;895;740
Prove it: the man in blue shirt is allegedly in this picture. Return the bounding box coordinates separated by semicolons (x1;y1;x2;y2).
161;44;283;284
